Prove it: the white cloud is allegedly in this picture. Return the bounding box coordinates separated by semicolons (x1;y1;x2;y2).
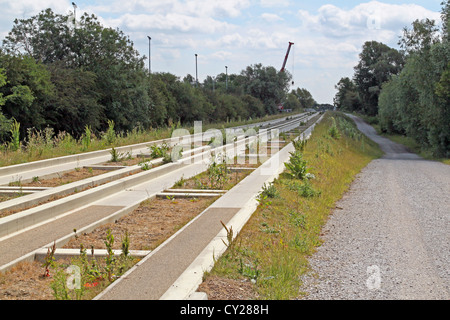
106;13;233;34
87;0;250;18
261;13;284;23
0;0;70;15
211;50;233;61
298;1;441;42
260;0;290;8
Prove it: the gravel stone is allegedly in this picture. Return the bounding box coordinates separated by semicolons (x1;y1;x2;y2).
300;115;449;300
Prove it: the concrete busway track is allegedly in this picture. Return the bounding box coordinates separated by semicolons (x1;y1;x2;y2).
0;112;311;216
0;112;309;187
0;112;318;273
0;112;310;218
96;112;324;300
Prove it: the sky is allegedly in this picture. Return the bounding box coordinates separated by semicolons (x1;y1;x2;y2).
0;0;444;104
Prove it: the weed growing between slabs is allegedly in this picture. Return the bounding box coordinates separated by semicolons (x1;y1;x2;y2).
198;111;383;300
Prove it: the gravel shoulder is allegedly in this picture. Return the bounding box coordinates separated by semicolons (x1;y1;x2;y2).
300;115;450;300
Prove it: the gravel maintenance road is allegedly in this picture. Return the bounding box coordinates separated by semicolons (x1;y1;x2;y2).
300;114;449;300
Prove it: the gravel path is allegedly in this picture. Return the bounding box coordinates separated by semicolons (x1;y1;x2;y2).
300;115;449;300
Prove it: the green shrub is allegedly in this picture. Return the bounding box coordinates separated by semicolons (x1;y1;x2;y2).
284;151;309;180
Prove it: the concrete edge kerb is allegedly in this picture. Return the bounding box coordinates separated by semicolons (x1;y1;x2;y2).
0;159;185;238
0;113;320;280
91;112;322;300
0;112;309;179
160;113;324;300
0;200;143;273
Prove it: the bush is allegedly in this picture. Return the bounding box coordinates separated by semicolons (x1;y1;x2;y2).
284;150;309;180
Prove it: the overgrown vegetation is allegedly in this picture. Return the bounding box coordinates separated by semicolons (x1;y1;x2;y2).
334;1;449;158
0;8;320;158
50;228;136;300
200;112;383;299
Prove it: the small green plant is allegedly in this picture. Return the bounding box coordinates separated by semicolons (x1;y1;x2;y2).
166;194;178;204
81;125;92;150
174;175;186;187
284;151;309;180
9;119;20;151
289;209;307;228
149;143;170;159
110;147;126;162
50;266;71;300
121;230;130;258
207;158;229;189
104;228;115;282
42;241;56;277
292;138;307;152
104;120;116;145
258;182;279;199
238;258;261;283
139;161;152;171
287;180;320;198
328;117;340;139
9;176;22;187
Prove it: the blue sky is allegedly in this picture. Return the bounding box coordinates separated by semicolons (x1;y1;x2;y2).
0;0;443;103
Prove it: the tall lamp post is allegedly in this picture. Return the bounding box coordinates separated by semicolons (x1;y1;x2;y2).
195;54;198;87
72;2;77;28
147;36;151;74
225;66;228;91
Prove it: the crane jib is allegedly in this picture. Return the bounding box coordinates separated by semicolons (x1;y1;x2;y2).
281;42;294;72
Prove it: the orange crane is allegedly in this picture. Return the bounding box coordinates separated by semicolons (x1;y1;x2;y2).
280;42;294;72
278;42;294;112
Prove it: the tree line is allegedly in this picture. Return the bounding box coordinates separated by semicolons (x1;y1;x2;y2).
0;9;316;148
334;1;449;157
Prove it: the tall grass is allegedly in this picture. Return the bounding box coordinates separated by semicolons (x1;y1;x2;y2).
0;111;304;168
201;111;383;299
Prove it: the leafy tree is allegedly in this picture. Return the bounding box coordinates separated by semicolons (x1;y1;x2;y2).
0;68;12;140
292;88;316;109
45;62;103;137
239;63;291;114
2;9;148;134
378;4;450;157
0;53;54;136
2;9;72;64
0;8;317;146
283;92;302;111
334;77;361;112
398;18;440;54
353;41;404;115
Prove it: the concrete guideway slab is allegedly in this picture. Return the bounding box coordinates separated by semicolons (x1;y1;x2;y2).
0;112;319;287
0;205;125;271
34;248;151;262
0;160;188;239
95;207;241;300
94;113;323;300
0;112;309;187
0;158;209;272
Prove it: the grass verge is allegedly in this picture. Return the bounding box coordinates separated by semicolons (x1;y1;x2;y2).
358;114;449;165
198;111;383;300
0;112;304;168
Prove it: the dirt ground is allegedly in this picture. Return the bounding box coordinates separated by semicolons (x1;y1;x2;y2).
0;167;254;300
64;197;218;251
0;196;217;300
197;276;259;300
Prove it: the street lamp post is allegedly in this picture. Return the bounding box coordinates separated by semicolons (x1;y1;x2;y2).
195;54;198;87
147;36;151;74
225;66;228;91
72;2;77;28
